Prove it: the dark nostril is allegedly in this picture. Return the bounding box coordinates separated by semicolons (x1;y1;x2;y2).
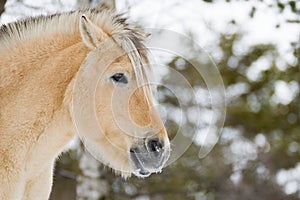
148;139;163;153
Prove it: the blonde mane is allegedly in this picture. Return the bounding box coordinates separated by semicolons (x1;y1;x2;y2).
0;8;145;51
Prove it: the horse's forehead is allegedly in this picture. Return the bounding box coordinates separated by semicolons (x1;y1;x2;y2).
108;55;133;71
114;55;131;64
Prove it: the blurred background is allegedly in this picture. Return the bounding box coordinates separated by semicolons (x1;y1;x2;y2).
0;0;299;199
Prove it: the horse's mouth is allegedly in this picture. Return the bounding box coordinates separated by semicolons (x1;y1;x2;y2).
130;151;152;177
129;138;170;177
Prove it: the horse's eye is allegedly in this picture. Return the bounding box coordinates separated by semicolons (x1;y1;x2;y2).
111;73;128;84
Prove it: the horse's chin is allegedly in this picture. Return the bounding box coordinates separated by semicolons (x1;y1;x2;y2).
81;139;133;176
80;138;170;178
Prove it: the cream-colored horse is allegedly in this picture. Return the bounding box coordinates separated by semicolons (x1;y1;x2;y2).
0;8;170;199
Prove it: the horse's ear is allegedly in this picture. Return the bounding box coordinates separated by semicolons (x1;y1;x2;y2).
79;15;107;49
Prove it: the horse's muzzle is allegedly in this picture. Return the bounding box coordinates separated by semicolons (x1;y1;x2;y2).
129;138;170;177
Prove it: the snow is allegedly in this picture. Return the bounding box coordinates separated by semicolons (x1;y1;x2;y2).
254;133;267;148
277;163;300;195
246;54;273;82
117;0;300;63
272;80;299;105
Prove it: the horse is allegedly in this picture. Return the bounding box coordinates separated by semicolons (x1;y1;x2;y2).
0;8;170;199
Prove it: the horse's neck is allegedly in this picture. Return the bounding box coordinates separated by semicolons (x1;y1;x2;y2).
0;33;88;104
0;33;89;140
